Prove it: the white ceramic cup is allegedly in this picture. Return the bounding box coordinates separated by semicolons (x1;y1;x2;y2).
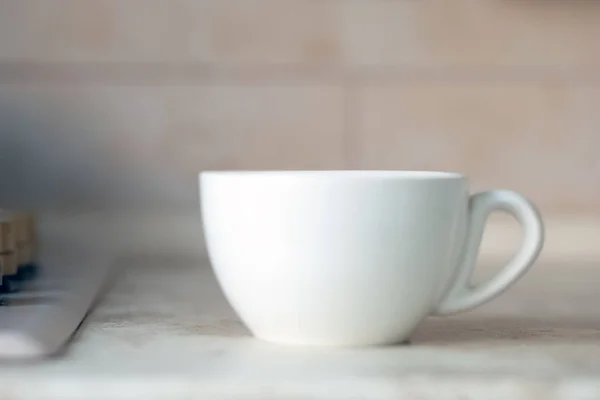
200;171;544;346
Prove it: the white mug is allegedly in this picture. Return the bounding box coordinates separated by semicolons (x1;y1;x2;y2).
200;171;544;346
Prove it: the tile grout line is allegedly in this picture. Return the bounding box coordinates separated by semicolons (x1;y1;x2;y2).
341;80;360;169
2;64;600;85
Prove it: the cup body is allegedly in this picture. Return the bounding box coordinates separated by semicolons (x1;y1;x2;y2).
200;171;469;346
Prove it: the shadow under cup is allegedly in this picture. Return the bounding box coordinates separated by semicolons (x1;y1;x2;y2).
200;171;544;347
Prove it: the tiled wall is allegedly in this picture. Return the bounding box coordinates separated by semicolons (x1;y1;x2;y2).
1;0;600;215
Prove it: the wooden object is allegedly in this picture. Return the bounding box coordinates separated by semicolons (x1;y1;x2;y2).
0;253;17;276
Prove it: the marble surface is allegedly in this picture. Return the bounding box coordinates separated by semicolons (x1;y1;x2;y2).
1;253;600;400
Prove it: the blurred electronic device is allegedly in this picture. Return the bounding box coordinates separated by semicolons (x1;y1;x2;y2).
0;211;112;359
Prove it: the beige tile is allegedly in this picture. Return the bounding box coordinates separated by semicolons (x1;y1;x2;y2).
0;84;344;211
3;0;600;69
355;81;600;213
0;85;165;163
185;0;339;65
0;85;173;209
3;83;343;170
342;0;600;68
160;84;345;172
0;0;170;62
0;0;339;65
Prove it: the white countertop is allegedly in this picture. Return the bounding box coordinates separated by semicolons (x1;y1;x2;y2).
1;249;600;400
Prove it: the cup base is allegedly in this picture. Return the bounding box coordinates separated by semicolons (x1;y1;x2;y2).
252;333;413;348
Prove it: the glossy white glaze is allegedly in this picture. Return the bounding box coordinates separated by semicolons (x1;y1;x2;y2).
200;171;544;346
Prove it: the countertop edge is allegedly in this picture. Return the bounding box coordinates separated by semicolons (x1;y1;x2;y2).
2;374;600;400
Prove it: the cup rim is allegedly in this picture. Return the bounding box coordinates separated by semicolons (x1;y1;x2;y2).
200;170;465;180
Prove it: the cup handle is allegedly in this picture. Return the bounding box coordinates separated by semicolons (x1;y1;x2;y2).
434;190;544;316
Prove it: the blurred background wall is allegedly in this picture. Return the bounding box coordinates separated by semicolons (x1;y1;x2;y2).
0;0;599;254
